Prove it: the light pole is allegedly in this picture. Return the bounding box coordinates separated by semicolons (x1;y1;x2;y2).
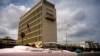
90;32;95;52
66;24;70;46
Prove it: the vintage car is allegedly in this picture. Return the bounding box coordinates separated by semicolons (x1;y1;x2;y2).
0;46;78;56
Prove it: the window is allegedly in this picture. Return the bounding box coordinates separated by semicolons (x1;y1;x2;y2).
46;12;55;21
46;12;53;17
46;8;53;13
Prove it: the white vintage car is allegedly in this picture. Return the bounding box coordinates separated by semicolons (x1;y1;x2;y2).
0;46;78;56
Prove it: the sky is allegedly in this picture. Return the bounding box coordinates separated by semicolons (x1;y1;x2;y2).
0;0;100;44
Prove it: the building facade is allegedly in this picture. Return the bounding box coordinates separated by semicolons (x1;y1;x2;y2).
0;36;17;48
80;41;94;49
17;0;57;46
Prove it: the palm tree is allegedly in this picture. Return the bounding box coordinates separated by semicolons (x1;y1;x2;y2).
20;32;25;45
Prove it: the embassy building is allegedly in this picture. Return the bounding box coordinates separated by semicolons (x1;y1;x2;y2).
17;0;57;46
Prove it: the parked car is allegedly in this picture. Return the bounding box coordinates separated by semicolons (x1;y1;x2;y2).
0;45;78;56
75;49;83;53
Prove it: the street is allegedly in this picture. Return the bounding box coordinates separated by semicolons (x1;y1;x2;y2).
78;52;100;56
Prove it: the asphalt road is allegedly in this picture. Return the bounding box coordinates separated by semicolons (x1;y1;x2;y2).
78;52;100;56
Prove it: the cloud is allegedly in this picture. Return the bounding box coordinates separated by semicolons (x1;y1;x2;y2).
0;0;11;5
57;9;85;32
70;10;85;23
1;4;29;29
0;4;29;39
56;0;100;44
68;23;89;37
0;26;8;37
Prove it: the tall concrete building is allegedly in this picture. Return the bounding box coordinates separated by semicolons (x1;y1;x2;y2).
17;0;57;46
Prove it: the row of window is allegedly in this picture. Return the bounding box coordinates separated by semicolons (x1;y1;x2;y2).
19;16;41;31
46;12;54;17
18;29;42;41
19;19;42;32
29;18;41;27
19;6;42;26
19;18;41;32
19;36;42;44
46;8;53;13
25;30;42;38
30;24;42;32
18;23;42;38
19;12;42;29
28;13;42;24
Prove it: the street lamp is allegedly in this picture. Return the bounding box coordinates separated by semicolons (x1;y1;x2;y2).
66;24;70;45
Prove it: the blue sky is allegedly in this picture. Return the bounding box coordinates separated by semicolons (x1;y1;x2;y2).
0;0;100;44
